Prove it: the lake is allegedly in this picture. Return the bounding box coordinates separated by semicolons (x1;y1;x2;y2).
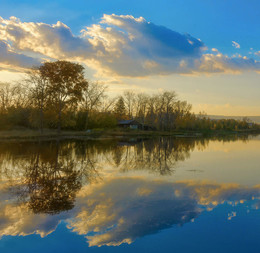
0;135;260;252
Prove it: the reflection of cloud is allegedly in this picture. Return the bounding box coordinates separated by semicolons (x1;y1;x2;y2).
228;211;236;220
1;15;260;77
68;178;260;246
0;201;71;238
69;178;200;246
0;178;259;246
0;182;72;238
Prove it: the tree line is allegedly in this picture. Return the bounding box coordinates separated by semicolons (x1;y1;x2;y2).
0;60;259;132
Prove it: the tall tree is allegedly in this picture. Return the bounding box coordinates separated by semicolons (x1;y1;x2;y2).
39;61;88;133
156;91;177;130
114;96;126;119
123;90;136;119
0;82;11;114
135;93;149;124
80;81;107;128
26;69;48;134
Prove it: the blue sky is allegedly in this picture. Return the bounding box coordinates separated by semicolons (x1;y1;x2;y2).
0;0;260;115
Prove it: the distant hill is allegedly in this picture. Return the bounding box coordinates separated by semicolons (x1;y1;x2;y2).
207;115;260;124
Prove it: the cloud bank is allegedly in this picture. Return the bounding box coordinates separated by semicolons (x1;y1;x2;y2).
0;15;260;77
0;40;41;71
0;178;259;247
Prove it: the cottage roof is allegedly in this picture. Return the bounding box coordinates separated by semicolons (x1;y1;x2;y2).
118;120;141;125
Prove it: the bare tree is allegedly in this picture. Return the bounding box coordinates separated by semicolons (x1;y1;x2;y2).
0;82;30;111
123;90;136;119
155;91;177;130
0;82;11;113
135;93;149;125
80;81;107;128
100;97;117;113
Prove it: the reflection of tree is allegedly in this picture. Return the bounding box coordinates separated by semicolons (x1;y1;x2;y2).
113;147;124;167
25;155;81;214
1;141;101;215
112;137;208;175
0;134;257;215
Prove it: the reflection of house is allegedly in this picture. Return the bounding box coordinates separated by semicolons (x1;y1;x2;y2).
118;120;142;130
118;120;156;131
118;138;144;146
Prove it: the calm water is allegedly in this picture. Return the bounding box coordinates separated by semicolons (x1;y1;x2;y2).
0;135;260;252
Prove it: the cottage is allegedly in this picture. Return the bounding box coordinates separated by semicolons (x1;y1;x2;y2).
118;120;143;130
118;120;156;131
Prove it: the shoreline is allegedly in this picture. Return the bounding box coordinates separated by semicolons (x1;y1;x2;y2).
0;128;259;142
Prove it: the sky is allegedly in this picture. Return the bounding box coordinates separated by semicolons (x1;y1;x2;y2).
0;0;260;116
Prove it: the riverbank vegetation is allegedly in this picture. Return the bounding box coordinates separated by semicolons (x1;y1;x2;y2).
0;60;259;135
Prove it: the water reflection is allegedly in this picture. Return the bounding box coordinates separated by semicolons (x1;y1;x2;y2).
0;177;259;246
0;137;209;186
70;178;260;246
112;138;195;175
10;141;102;215
0;135;259;247
22;154;81;214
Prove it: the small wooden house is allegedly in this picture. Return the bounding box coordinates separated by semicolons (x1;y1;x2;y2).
118;120;156;131
118;120;143;130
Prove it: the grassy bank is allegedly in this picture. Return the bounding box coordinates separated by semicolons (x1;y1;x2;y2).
0;128;259;142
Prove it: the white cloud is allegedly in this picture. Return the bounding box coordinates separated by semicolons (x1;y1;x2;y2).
197;53;260;74
80;14;205;76
0;15;259;77
0;17;92;60
232;41;240;49
0;40;41;71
